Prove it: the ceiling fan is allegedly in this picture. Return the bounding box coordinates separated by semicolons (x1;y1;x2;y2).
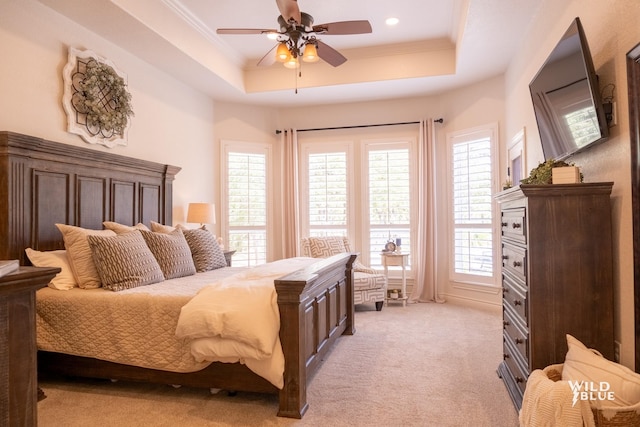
216;0;372;68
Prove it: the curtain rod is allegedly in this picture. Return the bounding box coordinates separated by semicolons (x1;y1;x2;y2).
275;118;443;134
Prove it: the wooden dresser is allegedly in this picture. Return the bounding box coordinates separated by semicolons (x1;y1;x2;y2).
495;183;614;410
0;267;60;427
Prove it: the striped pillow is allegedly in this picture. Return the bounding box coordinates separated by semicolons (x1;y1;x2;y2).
140;229;196;279
182;228;227;272
87;230;164;291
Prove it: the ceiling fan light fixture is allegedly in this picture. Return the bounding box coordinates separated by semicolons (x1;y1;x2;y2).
302;43;319;63
283;56;300;69
276;42;290;62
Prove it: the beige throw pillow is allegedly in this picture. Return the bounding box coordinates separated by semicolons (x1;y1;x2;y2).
562;334;640;407
55;224;116;289
103;221;150;234
25;248;76;290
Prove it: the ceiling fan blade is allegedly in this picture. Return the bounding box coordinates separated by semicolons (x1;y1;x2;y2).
313;20;372;35
257;45;277;67
316;40;347;67
275;0;301;24
216;28;277;35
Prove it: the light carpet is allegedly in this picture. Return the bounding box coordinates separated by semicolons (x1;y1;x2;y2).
37;302;519;426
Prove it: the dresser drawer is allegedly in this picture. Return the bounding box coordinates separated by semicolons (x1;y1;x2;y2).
502;272;527;322
503;303;529;365
501;208;527;244
502;243;527;282
503;331;529;396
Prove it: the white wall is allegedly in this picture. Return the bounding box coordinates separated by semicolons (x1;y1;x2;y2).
0;0;216;223
504;0;640;367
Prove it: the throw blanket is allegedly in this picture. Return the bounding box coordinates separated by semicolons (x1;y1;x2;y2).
175;257;318;389
519;365;596;427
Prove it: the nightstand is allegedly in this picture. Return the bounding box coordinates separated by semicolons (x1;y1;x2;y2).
381;252;410;307
0;266;60;426
223;250;236;267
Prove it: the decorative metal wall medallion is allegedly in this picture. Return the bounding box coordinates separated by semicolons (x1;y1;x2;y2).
62;47;133;148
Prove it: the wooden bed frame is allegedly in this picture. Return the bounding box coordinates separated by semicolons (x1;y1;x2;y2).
0;131;356;418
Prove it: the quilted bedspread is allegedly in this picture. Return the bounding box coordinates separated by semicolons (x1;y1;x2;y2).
36;257;318;388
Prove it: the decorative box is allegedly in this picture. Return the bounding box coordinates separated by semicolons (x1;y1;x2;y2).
552;166;581;184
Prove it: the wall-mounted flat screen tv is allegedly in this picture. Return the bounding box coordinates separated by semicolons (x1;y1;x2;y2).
529;17;609;161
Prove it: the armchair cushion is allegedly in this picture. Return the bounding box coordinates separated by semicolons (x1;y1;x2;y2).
307;236;348;258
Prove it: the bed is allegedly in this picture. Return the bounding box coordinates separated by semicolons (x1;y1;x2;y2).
0;131;356;418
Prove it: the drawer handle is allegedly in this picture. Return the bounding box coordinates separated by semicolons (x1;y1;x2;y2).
515;338;523;344
503;353;509;360
501;222;508;227
512;223;522;229
514;299;522;306
503;320;510;327
502;287;509;293
515;376;525;383
502;255;509;260
513;261;522;268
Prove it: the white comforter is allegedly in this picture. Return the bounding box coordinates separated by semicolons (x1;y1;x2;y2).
175;257;318;389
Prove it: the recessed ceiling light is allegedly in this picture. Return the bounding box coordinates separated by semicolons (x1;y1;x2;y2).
386;17;399;26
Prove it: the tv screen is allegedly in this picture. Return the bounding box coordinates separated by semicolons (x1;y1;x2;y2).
529;17;609;161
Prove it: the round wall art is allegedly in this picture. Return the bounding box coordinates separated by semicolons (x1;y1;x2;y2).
62;47;133;148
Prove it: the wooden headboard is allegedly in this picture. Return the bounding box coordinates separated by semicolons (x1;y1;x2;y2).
0;131;181;264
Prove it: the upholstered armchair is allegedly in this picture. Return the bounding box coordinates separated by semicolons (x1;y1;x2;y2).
300;236;388;311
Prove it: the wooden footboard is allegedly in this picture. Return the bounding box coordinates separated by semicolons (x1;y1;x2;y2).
38;253;356;418
275;252;356;418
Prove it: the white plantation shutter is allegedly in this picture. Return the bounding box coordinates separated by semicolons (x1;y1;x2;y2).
226;149;268;267
368;147;411;268
449;128;495;280
308;152;347;236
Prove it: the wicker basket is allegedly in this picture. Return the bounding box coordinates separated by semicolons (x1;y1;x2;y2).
544;364;640;426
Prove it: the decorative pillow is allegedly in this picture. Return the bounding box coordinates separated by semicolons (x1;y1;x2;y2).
182;228;227;272
308;236;347;258
87;230;165;291
103;221;150;234
25;248;76;290
55;224;116;289
140;229;196;279
562;334;640;407
150;220;176;234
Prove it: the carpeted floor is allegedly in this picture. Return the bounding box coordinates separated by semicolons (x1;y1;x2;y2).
37;302;519;426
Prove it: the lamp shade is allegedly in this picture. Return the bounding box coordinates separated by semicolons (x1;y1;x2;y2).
276;42;290;62
302;43;319;62
187;203;216;225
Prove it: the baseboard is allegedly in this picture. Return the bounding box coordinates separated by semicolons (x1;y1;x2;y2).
439;293;502;314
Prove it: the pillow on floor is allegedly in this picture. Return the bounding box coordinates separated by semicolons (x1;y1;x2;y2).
56;224;116;289
140;229;196;279
562;334;640;407
87;230;165;291
25;248;76;290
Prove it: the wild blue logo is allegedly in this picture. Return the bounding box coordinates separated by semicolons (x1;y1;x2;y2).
568;381;615;407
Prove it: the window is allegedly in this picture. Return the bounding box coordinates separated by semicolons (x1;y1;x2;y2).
447;125;498;285
222;141;271;267
367;146;412;268
300;138;415;270
307;151;348;236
